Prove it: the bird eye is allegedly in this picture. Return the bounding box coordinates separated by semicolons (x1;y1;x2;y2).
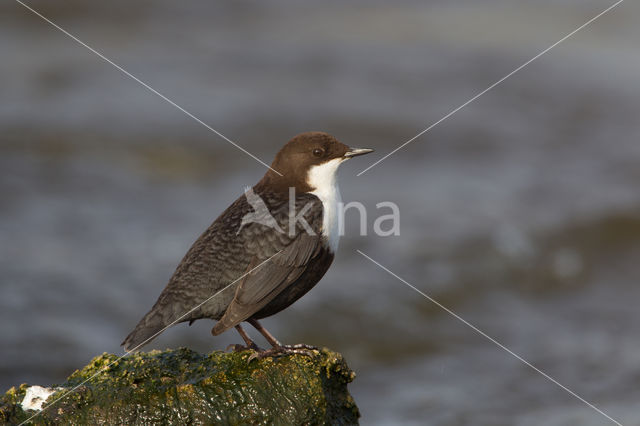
312;148;324;157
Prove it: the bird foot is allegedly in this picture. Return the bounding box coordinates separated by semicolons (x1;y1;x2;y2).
247;344;319;362
226;342;261;353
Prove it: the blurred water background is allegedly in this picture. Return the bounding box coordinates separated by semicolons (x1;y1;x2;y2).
2;1;640;424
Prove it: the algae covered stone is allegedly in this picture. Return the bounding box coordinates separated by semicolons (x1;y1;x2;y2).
1;347;359;425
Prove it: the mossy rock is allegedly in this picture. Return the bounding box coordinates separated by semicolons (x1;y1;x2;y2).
1;347;359;425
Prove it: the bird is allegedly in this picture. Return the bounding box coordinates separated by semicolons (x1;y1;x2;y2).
121;131;373;357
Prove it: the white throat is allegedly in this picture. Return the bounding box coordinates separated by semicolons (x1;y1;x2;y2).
306;158;343;253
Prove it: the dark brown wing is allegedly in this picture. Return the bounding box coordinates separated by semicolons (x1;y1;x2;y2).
211;197;324;335
122;189;322;351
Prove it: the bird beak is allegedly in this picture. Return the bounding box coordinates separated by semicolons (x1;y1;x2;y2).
344;147;374;158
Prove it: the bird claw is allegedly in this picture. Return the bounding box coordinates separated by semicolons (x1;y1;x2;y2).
246;344;320;362
282;343;319;351
226;343;261;353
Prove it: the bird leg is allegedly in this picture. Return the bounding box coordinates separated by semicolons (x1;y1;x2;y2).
246;318;318;361
247;318;281;347
224;324;261;352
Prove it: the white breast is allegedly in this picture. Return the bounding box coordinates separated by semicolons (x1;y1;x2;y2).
307;158;343;253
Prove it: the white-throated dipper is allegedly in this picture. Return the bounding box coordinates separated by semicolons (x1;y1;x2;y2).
122;132;373;357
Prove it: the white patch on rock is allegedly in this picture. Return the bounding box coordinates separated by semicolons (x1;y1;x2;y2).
21;385;60;411
307;158;344;253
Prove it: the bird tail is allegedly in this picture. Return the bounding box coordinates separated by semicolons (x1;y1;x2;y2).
121;312;166;352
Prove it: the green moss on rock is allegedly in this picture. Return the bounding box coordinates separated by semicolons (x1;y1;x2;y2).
1;348;359;425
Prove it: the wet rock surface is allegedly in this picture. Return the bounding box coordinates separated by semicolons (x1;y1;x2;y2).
0;347;359;425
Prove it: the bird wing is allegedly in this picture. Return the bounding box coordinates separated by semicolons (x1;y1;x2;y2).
211;194;324;335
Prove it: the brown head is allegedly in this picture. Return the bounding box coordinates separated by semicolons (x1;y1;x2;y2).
256;132;373;194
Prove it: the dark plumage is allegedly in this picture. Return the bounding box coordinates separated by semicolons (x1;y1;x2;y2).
122;132;373;355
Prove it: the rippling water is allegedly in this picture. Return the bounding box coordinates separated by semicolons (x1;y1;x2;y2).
2;1;640;424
